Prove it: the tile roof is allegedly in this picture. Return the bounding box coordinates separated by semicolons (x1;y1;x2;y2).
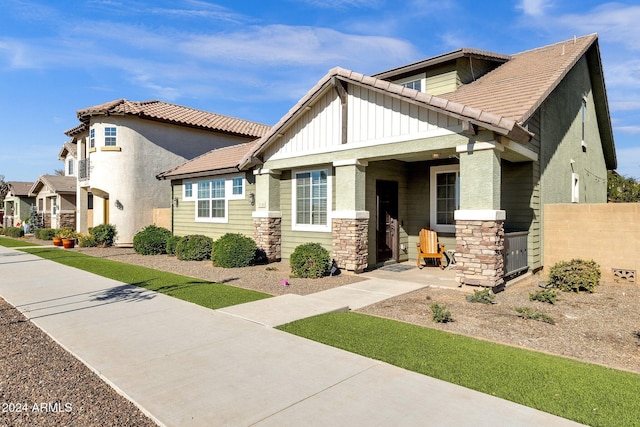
440;34;597;123
58;141;77;160
29;175;77;196
158;142;257;179
64;123;87;137
75;99;271;139
7;181;34;197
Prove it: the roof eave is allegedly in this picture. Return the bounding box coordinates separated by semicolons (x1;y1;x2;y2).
158;167;242;181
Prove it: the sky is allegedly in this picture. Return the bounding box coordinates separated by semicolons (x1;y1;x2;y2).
1;0;639;182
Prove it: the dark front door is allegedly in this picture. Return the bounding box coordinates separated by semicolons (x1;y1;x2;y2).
376;180;399;263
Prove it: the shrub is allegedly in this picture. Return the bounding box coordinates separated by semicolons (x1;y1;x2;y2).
466;288;496;304
78;233;97;248
547;259;600;293
91;224;117;247
166;235;182;256
35;228;57;240
133;225;172;255
529;289;558;304
515;307;555;325
4;227;24;238
211;233;257;268
430;303;453;323
175;234;213;261
289;242;331;279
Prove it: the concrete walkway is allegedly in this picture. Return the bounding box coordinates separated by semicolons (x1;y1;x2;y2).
0;245;583;426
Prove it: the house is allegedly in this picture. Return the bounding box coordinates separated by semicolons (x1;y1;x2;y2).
29;142;78;230
64;99;270;246
2;181;36;228
161;34;616;288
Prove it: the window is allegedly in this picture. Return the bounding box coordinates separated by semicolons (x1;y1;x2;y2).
90;128;95;148
68;158;74;176
183;182;194;200
293;169;330;231
232;177;243;196
430;165;460;233
105;127;117;146
402;79;422;91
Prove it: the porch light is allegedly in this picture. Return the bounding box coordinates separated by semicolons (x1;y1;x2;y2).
432;153;440;160
249;192;255;206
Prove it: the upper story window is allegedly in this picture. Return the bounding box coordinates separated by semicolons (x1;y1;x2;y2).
89;128;95;148
402;79;422;91
293;169;331;232
68;158;74;176
430;165;460;233
105;127;117;146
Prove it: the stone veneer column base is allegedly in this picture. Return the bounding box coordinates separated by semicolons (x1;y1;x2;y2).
253;217;281;262
455;211;505;288
332;217;368;273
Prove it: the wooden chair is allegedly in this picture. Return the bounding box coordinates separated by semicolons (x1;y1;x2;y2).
416;228;445;269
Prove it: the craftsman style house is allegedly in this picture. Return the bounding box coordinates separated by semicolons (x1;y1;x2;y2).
65;99;269;245
29;142;78;229
2;181;35;228
160;34;616;287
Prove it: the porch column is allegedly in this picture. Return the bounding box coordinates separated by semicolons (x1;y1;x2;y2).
252;168;282;262
332;160;369;273
455;137;505;288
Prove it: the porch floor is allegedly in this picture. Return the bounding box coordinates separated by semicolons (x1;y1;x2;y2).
361;261;460;290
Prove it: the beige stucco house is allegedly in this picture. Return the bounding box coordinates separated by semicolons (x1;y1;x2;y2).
161;34;616;287
64;99;270;245
2;181;35;228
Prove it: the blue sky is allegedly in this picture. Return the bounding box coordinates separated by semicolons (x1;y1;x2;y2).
1;0;639;182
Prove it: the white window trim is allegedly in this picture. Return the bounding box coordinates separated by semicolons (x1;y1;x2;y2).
192;175;246;223
292;168;332;232
104;126;117;146
183;181;195;201
89;128;95;148
430;165;460;234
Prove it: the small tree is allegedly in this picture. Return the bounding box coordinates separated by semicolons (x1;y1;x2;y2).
607;171;640;202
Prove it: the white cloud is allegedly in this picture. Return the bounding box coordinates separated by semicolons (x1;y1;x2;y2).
517;0;553;17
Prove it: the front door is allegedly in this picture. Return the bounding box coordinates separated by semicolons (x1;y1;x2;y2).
376;180;399;263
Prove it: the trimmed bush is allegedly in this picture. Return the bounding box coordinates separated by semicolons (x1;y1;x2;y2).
78;233;97;248
290;242;331;279
91;224;117;247
166;235;182;256
133;225;172;255
36;228;58;240
211;233;257;268
176;234;213;261
4;227;24;238
547;259;601;293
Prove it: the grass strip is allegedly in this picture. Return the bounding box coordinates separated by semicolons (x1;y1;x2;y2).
0;237;41;247
20;247;271;310
278;312;640;427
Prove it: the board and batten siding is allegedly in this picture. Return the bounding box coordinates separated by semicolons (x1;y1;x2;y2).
278;170;333;260
264;84;460;164
171;179;255;240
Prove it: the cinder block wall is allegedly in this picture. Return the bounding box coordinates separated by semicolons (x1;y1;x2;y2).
544;204;639;278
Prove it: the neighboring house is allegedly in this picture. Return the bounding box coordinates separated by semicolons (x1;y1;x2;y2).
29;174;77;229
161;34;616;288
2;181;35;228
64;99;270;246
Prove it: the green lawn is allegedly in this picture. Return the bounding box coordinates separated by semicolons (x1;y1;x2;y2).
279;312;640;427
20;247;271;310
0;236;41;247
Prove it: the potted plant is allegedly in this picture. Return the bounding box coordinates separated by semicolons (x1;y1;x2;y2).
52;229;63;247
59;228;78;249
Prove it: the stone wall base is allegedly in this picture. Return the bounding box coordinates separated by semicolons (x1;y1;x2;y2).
332;218;368;273
253;217;281;262
455;219;505;288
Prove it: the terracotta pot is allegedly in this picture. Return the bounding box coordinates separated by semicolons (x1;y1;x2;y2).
62;238;75;249
52;237;63;246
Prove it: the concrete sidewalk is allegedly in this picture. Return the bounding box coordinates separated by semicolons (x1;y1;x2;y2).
0;246;583;426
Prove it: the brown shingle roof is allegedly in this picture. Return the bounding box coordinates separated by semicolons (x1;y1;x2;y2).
441;34;597;123
158;142;257;180
75;99;270;139
7;181;34;197
29;175;76;196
